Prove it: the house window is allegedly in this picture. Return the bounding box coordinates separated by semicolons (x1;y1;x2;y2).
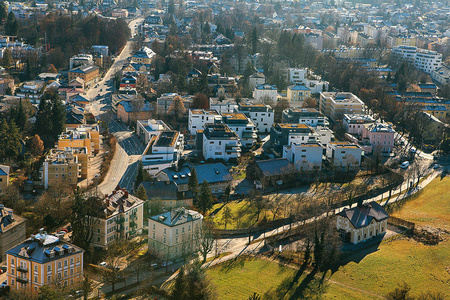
58;262;62;269
47;265;51;272
34;276;38;283
64;260;68;267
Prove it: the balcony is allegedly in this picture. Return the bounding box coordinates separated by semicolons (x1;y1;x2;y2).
17;266;28;273
16;277;28;283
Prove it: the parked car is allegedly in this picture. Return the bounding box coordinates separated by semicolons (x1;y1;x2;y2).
433;164;441;169
60;228;68;233
99;262;107;267
150;263;158;269
0;281;7;288
409;147;417;153
400;161;410;169
160;261;173;267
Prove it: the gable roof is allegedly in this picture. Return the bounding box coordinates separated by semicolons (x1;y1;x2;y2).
289;84;310;91
194;163;232;184
117;100;153;113
338;201;389;229
0;165;10;176
255;158;293;176
149;208;202;227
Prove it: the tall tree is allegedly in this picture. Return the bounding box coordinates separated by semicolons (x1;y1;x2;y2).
197;180;213;215
192;93;209;109
135;161;144;188
0;1;7;25
51;94;65;140
5;11;18;36
10;99;28;132
29;134;44;156
168;0;175;15
168;95;186;118
136;184;148;201
188;167;199;198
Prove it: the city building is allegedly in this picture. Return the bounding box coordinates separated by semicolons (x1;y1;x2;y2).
362;123;396;155
337;201;389;244
68;65;100;89
431;65;450;85
414;49;442;74
136;119;170;144
282;108;329;127
221;113;257;148
0;205;26;262
40;149;82;189
142;131;184;176
69;54;94;70
156;93;193;115
236;102;274;133
56;125;100;155
16;81;45;103
387;35;417;47
270;123;318;149
92;45;109;57
326;142;363;169
92;186;145;249
0;78;15;95
343;114;375;136
247;158;296;189
131;46;155;64
188;109;222;135
209;98;239;114
6;229;84;293
319;92;365;121
201;123;241;161
252;84;278;102
148;208;203;260
283;142;323;171
116;100;153;124
0;165;10;194
248;73;265;90
287;84;311;106
391;45;417;61
287;68;308;85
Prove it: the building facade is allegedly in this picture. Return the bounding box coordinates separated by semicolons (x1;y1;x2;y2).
202;123;241;161
236;102;274;133
283;142;323;171
188;109;222;135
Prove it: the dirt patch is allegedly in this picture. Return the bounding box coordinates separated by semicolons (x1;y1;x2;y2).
412;226;449;245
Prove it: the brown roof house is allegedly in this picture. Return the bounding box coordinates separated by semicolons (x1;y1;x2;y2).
246;158;297;189
337;201;389;244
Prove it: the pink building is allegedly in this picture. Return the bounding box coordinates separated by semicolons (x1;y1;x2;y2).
362;123;395;155
343;114;375;136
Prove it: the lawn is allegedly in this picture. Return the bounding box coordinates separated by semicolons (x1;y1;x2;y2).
206;257;380;300
391;176;450;230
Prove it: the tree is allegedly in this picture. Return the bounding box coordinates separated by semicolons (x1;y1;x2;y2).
51;93;66;140
192;93;209;109
135;161;144;188
0;1;7;25
248;293;262;300
222;205;233;229
171;265;186;299
10;99;28;132
136;184;148;201
168;0;175;15
188;167;199;197
0;120;21;162
47;64;58;73
37;285;63;300
5;11;18;36
168;96;186;118
224;185;231;203
170;262;216;299
197;181;213;215
2;49;13;68
199;222;215;263
302;97;318;108
29;134;44;156
386;282;414;300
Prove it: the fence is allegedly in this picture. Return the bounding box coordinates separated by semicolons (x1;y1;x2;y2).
388;216;415;231
212;217;292;237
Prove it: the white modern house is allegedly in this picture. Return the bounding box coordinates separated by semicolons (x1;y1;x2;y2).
142;131;184;176
188;109;222;135
248;73;265;90
282;108;329;127
202;123;241;161
343;114;375;136
209;98;239;114
414;49;442;74
148;208;203;260
221;113;257;148
136;119;171;144
326;142;363;169
283;142;323;171
236;102;274;133
252;84;278;102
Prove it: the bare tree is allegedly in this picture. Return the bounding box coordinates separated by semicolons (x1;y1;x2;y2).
199;222;215;263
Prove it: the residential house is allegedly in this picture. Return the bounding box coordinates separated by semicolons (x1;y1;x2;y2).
56;125;100;155
248;73;265;90
142;131;184;176
194;163;232;194
337;201;389;244
117;100;153;124
0;165;10;194
188;109;222;135
0;78;14;95
201;123;241;161
236;102;274;133
431;65;450;85
68;65;100;89
414;49;442;74
0;205;26;262
362;123;395;155
154;165;192;197
326;142;363;170
148;208;203;260
69;54;94;69
131;47;155;64
221;113;257;148
209;98;238;114
140;181;192;210
6;230;84;293
343;114;375;136
282;108;329;127
157;93;193;116
92;187;145;249
319;92;365;121
136;119;170;144
16;81;45;103
40;149;82;189
283;142;323;171
247;158;296;188
287;84;311;106
253;84;278;102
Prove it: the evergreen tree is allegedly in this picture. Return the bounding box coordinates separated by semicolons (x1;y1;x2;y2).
135;161;144;188
2;49;13;68
5;11;18;36
168;0;175;15
171;266;186;300
188;167;199;197
197;180;213;215
251;27;258;54
136;184;147;201
10;99;28;132
0;2;6;25
0;120;21;162
51;96;65;140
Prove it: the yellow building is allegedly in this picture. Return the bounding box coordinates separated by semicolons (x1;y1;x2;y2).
6;230;84;294
68;65;100;90
92;186;145;249
0;165;10;194
387;35;417;47
319;92;364;121
287;84;311;106
56;125;100;155
40;149;81;189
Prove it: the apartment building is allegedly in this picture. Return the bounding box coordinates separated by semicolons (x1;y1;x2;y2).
142;131;184;176
236;102;274;133
431;65;450;85
414;49;442;74
40;149;82;189
188;109;222;135
248;73;265;90
270;123;318;149
282;108;329;127
252;84;278;102
387;35;417;47
148;208;203;260
209;98;238;113
0;165;10;194
283;142;323;171
287;68;308;84
156;93;193;115
319;92;364;121
136;119;170;144
68;65;100;89
92;187;145;249
221;113;257;148
6;230;84;293
287;84;311;106
131;46;156;64
326;142;363;169
56;125;100;155
0;205;26;262
69;54;94;70
202;123;241;161
343;114;375;136
391;45;417;61
362;123;396;155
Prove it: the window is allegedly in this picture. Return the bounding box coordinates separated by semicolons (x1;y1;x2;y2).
70;269;73;275
47;265;51;272
164;228;166;234
58;272;62;279
58;262;62;269
70;258;74;265
64;260;68;267
34;276;38;283
11;279;14;285
97;228;100;233
176;229;178;234
64;270;68;277
11;258;14;265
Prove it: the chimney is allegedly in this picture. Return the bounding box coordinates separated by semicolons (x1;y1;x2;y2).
124;190;129;198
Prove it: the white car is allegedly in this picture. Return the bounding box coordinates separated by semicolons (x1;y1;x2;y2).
161;261;173;267
99;262;107;267
400;161;410;169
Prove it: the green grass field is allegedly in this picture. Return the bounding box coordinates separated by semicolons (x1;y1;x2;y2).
391;176;450;230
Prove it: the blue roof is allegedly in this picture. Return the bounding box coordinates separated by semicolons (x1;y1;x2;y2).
117;100;153;113
289;84;310;91
256;84;277;90
149;208;202;227
71;94;89;103
425;106;446;111
194;163;232;184
419;84;437;89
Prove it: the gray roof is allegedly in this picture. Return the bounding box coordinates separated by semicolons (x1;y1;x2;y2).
140;181;178;200
194;163;232;184
149;208;202;227
255;158;293;176
0;165;10;176
159;165;191;186
338;201;389;229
